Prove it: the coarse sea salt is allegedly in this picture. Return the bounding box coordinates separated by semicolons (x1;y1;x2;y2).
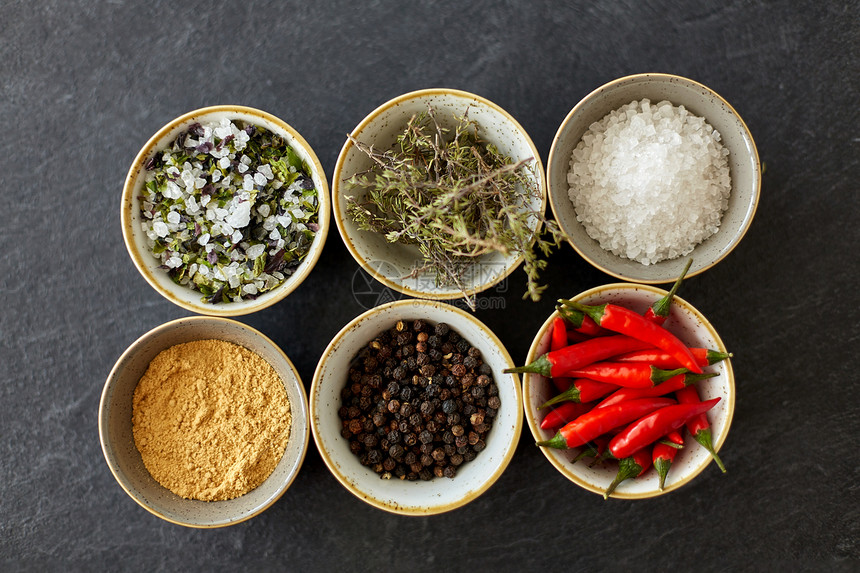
567;99;731;265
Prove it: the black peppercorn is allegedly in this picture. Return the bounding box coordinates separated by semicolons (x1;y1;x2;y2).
389;444;404;459
420;400;435;417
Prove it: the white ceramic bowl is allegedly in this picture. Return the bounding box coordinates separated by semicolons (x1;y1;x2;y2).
522;283;735;498
99;317;310;527
311;299;522;515
547;73;760;283
331;88;546;302
122;105;330;316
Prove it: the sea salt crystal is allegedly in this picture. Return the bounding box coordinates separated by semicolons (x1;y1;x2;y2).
246;243;266;259
567;98;731;265
166;211;180;225
243;174;255;191
257;204;270;218
219;156;231;169
226;201;251;228
258;164;274;180
253;172;267;186
152;220;169;238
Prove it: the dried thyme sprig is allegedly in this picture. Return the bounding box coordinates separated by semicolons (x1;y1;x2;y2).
345;106;565;309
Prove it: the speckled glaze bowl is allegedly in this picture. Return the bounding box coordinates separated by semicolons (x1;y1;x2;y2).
121;105;330;316
547;73;760;283
310;299;522;515
331;88;546;303
99;317;309;527
522;283;735;498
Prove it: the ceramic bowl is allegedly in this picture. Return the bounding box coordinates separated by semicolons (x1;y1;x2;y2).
99;317;310;527
547;73;760;283
310;299;522;515
331;88;546;302
121;105;330;316
522;283;735;498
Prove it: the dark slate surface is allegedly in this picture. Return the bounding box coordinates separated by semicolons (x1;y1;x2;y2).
2;1;858;570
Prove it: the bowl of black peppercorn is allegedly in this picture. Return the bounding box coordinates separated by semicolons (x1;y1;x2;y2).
310;299;522;515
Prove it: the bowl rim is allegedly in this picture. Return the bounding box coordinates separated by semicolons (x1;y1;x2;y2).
331;87;547;300
121;104;331;317
98;316;311;528
546;72;761;284
522;282;735;498
310;298;523;515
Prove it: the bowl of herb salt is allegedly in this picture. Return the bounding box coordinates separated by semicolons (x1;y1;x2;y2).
122;106;330;316
332;89;563;310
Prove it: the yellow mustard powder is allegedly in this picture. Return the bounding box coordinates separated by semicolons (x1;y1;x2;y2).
132;339;291;501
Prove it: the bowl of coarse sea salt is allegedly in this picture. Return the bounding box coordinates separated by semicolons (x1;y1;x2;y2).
547;73;760;284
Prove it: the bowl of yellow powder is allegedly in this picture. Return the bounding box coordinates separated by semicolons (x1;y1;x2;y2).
99;317;309;528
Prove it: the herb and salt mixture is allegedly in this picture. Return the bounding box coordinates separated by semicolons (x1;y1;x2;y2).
345;107;564;310
568;99;731;265
140;119;319;303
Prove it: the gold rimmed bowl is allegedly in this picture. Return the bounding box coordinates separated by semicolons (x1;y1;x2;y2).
522;283;735;498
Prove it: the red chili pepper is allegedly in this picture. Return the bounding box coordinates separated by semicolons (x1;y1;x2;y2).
676;385;727;473
556;305;609;336
548;317;573;391
550;316;568;350
653;430;684;490
564;329;593;344
663;429;685;446
568;362;689;389
595;371;717;408
608;398;721;459
604;447;652;499
644;258;693;325
505;335;652;378
540;401;594;431
613;347;732;370
536;397;675;450
560;300;703;374
539;378;617;409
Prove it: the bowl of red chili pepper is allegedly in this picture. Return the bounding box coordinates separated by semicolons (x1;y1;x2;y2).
517;281;735;498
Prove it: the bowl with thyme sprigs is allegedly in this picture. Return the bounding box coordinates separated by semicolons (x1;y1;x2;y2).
122;105;330;316
332;89;564;310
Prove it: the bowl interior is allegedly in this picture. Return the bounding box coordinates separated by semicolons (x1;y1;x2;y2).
547;74;760;283
99;317;310;527
332;89;546;300
122;106;330;316
523;284;735;498
311;299;522;515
